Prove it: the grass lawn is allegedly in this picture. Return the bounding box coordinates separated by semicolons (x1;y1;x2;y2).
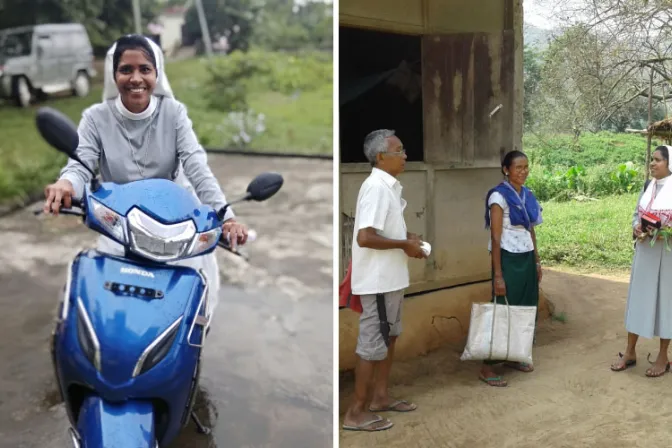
536;194;639;273
0;56;332;206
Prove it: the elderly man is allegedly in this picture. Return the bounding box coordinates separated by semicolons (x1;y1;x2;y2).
342;129;427;432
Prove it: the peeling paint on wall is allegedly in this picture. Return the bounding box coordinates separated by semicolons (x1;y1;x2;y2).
422;32;514;166
415;207;426;219
488;34;502;98
433;70;442;99
452;72;463;112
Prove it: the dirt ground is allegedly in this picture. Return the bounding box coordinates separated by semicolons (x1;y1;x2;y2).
339;268;672;448
0;154;333;448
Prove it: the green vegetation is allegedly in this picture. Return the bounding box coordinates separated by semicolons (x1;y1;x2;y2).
524;132;657;202
0;53;332;206
536;194;638;271
524;132;657;168
170;51;332;151
526;131;652;273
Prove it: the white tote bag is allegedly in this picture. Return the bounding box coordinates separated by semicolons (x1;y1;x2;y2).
460;296;536;364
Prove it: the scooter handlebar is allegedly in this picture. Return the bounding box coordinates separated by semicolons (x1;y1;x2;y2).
34;197;85;217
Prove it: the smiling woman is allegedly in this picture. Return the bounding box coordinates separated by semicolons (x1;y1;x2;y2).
42;34;249;318
482;150;544;387
112;35;158;114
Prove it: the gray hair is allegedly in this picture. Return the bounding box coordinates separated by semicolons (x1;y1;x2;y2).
363;129;395;166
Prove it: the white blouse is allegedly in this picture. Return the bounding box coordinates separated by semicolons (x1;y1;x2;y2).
487;191;535;253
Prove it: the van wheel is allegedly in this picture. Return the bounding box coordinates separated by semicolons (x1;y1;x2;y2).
35;89;48;102
72;72;90;97
13;76;31;108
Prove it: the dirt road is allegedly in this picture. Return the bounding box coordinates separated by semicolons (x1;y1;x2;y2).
0;154;333;448
339;268;672;448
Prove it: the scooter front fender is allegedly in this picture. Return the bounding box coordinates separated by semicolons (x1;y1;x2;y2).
75;395;155;448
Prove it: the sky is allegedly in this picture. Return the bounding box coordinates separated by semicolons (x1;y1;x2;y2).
524;0;560;29
294;0;332;5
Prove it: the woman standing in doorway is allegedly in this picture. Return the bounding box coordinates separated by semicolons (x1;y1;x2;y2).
611;146;672;377
482;150;543;387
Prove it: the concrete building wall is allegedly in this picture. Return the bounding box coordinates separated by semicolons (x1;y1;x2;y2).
340;284;552;371
340;163;503;293
339;0;525;367
339;0;506;34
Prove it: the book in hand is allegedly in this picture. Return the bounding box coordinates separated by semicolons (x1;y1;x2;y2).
642;212;662;231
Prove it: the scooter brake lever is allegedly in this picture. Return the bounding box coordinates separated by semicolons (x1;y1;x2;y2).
217;239;249;261
34;198;84;216
34;208;85;217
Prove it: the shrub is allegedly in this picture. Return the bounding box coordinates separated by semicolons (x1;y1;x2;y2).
202;49;333;149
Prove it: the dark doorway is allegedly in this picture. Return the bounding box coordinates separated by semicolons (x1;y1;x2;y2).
339;27;424;163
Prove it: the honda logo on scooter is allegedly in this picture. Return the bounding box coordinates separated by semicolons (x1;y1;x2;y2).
120;267;155;278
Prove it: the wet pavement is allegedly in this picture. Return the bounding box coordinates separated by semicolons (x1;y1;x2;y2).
0;155;333;447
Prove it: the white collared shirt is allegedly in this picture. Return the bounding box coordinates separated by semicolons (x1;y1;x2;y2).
351;168;410;295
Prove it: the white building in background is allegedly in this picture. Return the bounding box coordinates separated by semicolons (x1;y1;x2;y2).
153;5;188;57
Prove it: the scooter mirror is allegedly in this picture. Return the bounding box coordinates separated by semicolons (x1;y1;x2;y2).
246;172;284;202
36;107;79;158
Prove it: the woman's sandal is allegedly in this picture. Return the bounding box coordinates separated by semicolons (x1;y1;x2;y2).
610;352;636;372
479;374;508;387
504;362;534;373
645;353;671;378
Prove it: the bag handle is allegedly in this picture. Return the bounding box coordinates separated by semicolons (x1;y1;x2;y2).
488;295;512;361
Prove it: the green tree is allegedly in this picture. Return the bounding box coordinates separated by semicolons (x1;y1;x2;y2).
0;0;160;56
295;1;332;49
535;0;672;132
183;0;262;52
252;0;332;51
534;24;651;134
523;44;542;129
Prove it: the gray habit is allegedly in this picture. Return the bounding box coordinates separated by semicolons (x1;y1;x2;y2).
59;97;234;221
625;177;672;339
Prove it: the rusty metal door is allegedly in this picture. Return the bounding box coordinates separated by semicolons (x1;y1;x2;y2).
422;31;515;166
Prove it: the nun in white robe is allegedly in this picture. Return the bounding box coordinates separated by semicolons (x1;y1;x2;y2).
625;150;672;339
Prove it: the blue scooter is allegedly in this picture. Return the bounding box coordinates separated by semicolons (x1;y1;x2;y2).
35;107;284;447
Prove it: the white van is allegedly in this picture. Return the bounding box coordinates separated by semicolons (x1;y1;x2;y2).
0;23;97;107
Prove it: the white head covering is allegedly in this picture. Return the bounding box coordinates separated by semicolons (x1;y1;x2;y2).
638;145;672;226
102;36;174;102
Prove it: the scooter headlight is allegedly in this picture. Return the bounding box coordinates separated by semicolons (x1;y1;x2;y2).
90;199;127;244
127;208;196;262
76;299;101;372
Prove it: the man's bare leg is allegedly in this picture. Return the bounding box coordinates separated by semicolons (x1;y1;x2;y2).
370;337;416;412
343;357;391;429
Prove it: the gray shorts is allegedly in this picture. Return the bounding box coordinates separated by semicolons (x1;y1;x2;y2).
355;289;404;362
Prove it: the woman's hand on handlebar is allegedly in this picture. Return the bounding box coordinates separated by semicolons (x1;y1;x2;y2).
222;218;248;249
44;179;75;215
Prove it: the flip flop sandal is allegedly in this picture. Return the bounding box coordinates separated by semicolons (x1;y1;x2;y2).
645;363;670;377
369;400;417;413
479;375;508;387
611;352;636;372
505;362;535;373
342;415;394;432
645;353;671;377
